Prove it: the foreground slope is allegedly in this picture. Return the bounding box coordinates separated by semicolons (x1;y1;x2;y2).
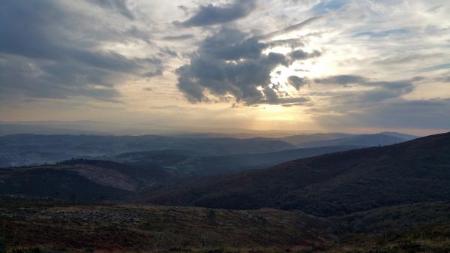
145;132;450;216
0;198;332;253
1;198;449;252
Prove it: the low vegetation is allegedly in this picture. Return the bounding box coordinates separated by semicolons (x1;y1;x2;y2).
1;198;449;252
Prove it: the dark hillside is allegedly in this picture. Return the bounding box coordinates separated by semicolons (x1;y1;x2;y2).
111;145;357;176
0;168;131;201
0;159;179;202
1;198;449;252
145;132;450;216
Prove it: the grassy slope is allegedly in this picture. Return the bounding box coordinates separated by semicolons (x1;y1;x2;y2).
0;198;331;253
330;202;450;252
1;199;449;253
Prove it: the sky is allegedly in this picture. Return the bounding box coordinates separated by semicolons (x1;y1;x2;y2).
1;0;450;135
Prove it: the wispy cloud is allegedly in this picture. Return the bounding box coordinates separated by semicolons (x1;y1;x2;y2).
180;0;257;27
0;0;162;102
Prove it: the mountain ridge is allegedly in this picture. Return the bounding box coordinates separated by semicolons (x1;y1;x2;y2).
144;132;450;216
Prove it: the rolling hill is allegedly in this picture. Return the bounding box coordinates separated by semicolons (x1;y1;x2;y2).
281;133;353;146
110;145;357;176
0;146;358;202
0;159;180;201
283;132;416;148
0;134;294;167
145;132;450;216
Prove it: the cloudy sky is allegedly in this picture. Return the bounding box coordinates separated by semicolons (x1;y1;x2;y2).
1;0;449;135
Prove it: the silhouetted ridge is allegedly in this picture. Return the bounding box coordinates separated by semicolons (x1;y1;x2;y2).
144;132;450;216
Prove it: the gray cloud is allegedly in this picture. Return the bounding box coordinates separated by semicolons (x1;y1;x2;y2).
265;38;305;49
181;0;257;27
356;81;414;103
317;99;450;130
175;15;325;106
162;34;195;41
308;74;445;130
0;0;162;101
259;16;322;39
89;0;135;20
288;76;308;90
290;49;321;61
420;63;450;72
315;75;368;85
354;28;411;39
314;75;415;106
436;76;450;83
177;28;309;105
0;53;122;102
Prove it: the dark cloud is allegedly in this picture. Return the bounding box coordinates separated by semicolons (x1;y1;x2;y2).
273;97;310;107
176;28;311;105
315;75;368;85
0;54;121;101
176;23;325;106
289;50;321;61
162;34;195;41
181;0;256;27
288;76;308;90
0;0;162;101
200;31;265;60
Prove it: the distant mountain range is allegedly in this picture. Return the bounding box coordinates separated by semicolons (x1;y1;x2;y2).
0;132;415;167
282;132;416;147
145;132;450;216
0;131;422;204
109;145;357;177
0;134;294;167
0;145;357;201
